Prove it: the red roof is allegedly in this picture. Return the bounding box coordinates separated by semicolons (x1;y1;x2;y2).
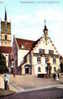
16;38;36;50
0;46;12;53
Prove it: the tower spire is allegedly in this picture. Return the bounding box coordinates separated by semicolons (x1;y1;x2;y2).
4;8;7;21
43;20;48;45
43;19;48;33
4;8;7;41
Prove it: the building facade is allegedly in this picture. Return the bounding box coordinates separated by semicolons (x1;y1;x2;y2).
12;25;60;76
12;36;35;74
0;10;11;67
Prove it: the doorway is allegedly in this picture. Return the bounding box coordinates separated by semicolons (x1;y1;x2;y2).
25;68;29;74
24;64;32;74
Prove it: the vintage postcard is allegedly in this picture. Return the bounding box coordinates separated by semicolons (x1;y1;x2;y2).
0;0;63;99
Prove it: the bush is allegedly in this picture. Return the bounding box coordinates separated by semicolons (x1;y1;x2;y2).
0;53;8;74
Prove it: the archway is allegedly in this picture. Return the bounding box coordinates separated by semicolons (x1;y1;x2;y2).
24;64;32;74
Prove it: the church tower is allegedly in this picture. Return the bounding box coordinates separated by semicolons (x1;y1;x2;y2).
0;9;11;47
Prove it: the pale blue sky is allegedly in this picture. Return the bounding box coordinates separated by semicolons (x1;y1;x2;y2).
0;0;63;55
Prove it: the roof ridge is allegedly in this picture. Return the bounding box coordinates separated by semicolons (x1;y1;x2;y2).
16;37;36;42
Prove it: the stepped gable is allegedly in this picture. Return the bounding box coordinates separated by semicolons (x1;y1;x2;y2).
16;38;36;50
24;36;59;58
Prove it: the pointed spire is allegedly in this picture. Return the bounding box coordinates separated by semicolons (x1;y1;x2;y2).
43;19;48;33
43;20;48;45
4;8;7;21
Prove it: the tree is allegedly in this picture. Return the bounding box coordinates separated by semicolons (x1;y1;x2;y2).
0;53;8;73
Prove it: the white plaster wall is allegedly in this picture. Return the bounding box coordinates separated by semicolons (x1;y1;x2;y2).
32;56;47;75
33;37;58;55
18;49;29;66
3;53;9;67
0;75;4;89
31;36;60;75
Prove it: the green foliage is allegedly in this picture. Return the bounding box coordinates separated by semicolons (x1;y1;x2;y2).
0;53;8;73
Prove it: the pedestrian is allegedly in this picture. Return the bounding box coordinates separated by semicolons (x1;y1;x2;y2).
48;63;52;78
56;69;59;80
53;67;56;80
4;69;10;90
13;68;16;77
56;73;59;80
46;63;52;78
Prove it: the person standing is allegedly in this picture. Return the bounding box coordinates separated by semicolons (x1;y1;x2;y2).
4;69;10;90
46;63;52;78
53;67;56;80
47;63;52;78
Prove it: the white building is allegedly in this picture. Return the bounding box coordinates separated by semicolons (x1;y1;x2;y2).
12;24;60;77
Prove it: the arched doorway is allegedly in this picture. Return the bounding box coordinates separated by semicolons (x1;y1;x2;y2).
24;64;32;74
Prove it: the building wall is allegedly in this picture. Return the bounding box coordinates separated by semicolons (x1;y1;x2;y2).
18;49;29;66
0;20;11;68
1;21;11;47
21;36;60;76
13;37;18;68
33;37;58;55
21;54;31;75
2;53;9;67
31;37;60;76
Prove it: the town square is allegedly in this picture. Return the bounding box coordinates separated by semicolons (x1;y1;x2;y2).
0;0;63;99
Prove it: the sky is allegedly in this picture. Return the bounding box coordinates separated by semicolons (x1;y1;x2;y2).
0;0;63;55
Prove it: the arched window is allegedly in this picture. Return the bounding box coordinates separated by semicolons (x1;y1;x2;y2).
38;67;41;72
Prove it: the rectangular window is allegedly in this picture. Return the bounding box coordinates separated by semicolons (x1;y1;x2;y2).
53;56;56;64
37;56;41;64
5;35;7;40
45;57;49;63
38;67;41;72
39;49;45;55
49;50;54;55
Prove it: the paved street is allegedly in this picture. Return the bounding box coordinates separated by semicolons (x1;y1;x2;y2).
1;74;63;99
0;88;63;99
9;75;63;92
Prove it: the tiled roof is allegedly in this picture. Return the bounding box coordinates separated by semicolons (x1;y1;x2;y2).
0;46;12;53
16;38;36;50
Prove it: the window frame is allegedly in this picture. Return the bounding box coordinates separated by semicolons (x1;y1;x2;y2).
38;67;41;72
5;34;7;40
37;56;41;64
53;56;56;64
